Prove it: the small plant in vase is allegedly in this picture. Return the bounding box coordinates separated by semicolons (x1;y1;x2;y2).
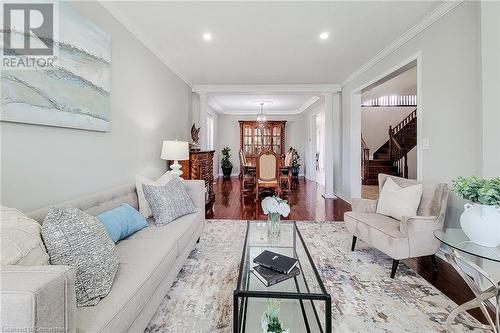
261;299;289;333
289;147;301;177
221;147;233;178
452;176;500;247
261;196;290;238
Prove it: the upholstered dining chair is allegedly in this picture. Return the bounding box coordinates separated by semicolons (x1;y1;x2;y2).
256;150;280;198
280;150;293;194
240;150;255;198
345;173;449;278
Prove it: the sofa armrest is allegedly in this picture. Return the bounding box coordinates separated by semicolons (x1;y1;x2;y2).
351;198;378;213
0;265;76;333
183;180;206;209
400;215;440;234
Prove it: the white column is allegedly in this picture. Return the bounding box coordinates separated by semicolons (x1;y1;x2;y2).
198;92;208;150
322;92;340;199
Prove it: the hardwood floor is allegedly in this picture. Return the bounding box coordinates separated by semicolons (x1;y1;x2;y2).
212;176;350;221
211;176;490;324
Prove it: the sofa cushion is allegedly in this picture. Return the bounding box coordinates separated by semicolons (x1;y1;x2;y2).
344;211;410;259
97;204;148;243
142;178;196;226
76;237;177;333
135;172;174;219
127;209;203;256
0;206;49;265
42;206;119;307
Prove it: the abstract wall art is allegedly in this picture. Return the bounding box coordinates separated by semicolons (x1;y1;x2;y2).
1;3;111;131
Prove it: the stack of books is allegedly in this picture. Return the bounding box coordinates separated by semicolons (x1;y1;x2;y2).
252;250;300;287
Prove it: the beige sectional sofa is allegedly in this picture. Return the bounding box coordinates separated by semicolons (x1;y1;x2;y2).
0;180;205;333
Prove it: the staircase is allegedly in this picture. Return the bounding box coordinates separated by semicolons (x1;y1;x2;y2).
362;109;417;185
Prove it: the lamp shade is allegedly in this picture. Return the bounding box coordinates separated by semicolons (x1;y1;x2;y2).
160;140;189;160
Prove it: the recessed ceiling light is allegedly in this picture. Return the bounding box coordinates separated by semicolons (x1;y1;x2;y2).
319;32;329;40
203;32;213;41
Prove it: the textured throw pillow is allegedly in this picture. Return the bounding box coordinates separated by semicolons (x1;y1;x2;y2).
97;203;148;243
136;172;174;218
376;177;423;221
0;206;49;265
142;177;196;226
41;206;119;307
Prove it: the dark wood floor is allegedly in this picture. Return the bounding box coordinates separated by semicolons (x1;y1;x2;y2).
211;176;490;324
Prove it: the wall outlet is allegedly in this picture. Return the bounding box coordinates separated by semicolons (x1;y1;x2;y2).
422;138;430;150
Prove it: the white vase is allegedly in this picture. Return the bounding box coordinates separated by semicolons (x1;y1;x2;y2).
460;203;500;247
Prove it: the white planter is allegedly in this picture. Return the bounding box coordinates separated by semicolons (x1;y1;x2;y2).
460;203;500;247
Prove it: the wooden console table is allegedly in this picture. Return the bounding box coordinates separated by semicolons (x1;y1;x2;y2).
167;150;215;216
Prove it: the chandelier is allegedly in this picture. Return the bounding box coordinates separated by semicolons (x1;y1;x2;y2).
256;102;267;123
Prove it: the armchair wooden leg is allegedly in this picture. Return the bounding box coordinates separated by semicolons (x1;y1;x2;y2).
351;236;357;251
391;259;399;279
431;254;438;272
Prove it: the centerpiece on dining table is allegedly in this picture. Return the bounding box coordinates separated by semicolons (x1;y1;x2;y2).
261;196;290;237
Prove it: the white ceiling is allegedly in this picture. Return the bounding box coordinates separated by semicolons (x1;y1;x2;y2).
362;66;417;102
102;1;442;85
208;94;319;115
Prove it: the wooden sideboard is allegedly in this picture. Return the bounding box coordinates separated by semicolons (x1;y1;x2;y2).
168;150;215;215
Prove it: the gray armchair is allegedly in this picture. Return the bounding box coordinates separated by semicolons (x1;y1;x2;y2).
345;174;449;278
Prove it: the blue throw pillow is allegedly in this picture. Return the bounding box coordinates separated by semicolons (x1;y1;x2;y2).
97;204;148;243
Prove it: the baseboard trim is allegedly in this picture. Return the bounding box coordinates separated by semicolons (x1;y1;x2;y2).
334;191;351;203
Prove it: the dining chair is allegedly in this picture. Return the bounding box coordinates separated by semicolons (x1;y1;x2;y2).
240;150;255;198
280;150;293;194
256;150;280;199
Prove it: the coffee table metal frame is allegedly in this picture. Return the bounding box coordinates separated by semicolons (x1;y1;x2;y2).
233;221;332;333
434;230;499;332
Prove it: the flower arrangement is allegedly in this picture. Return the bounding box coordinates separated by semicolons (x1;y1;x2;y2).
261;196;291;217
452;176;500;206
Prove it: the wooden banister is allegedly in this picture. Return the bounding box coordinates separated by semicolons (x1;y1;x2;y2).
361;136;370;181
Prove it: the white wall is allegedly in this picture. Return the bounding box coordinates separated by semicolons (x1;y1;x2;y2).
301;98;325;181
341;1;483;228
0;2;192;212
215;114;305;176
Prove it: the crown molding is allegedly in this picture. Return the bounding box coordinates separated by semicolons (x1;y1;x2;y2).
341;0;464;87
208;95;321;115
99;1;193;88
192;84;341;94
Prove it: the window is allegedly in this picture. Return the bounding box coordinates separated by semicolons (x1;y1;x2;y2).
362;95;417;107
206;113;214;150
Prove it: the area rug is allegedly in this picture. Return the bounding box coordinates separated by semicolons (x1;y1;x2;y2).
145;220;478;333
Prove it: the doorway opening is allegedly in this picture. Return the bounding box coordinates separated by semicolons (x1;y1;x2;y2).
315;111;326;185
360;62;418;199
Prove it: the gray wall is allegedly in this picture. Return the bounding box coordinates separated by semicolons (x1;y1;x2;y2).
0;2;192;212
340;1;483;228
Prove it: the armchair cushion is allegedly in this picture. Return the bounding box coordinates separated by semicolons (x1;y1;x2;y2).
376;177;422;220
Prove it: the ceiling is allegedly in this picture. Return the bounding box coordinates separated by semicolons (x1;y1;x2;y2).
102;1;442;86
362;66;417;102
208;94;319;115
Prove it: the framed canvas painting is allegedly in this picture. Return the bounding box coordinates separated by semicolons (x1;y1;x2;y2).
1;3;111;131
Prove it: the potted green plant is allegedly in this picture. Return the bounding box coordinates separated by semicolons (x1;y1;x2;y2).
452;176;500;247
290;147;301;177
221;147;233;178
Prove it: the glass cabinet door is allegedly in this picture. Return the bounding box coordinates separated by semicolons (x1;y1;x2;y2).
244;126;253;155
272;126;281;154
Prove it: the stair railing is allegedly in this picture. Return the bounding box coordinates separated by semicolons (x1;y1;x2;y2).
361;136;370;181
387;109;416;179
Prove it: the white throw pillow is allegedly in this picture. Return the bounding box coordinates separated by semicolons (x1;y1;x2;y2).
376;177;423;221
136;172;174;218
0;206;49;265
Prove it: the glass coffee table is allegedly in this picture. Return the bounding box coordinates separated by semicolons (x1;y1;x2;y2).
233;221;332;333
434;229;500;332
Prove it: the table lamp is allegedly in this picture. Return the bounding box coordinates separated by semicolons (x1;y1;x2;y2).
161;140;189;177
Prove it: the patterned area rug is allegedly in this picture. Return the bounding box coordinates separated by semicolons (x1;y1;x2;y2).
145;220;477;333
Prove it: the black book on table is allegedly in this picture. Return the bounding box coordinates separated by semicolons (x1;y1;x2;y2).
252;265;300;287
253;250;298;274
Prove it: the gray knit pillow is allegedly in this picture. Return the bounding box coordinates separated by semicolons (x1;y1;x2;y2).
142;177;196;226
41;206;119;307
